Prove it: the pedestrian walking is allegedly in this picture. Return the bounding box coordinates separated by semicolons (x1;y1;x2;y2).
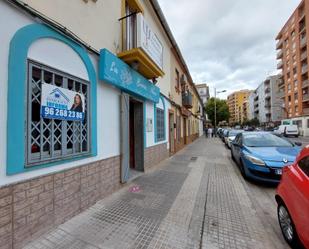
208;127;213;138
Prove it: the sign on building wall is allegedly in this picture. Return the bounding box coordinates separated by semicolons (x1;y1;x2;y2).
41;84;85;121
99;49;160;103
137;13;163;70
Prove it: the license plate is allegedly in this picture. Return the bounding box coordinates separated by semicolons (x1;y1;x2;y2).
275;169;282;175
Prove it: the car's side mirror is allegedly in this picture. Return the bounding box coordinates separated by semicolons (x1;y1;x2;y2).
295;142;302;146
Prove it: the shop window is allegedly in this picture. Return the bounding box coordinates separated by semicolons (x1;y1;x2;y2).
27;60;90;166
298;156;309;177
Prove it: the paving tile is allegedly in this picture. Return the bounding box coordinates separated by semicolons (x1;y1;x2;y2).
23;138;289;249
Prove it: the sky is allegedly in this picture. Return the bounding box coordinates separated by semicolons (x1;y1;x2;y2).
157;0;300;99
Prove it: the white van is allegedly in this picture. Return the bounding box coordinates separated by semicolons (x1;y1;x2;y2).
274;125;299;137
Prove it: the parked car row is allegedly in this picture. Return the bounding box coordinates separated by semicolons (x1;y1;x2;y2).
217;127;308;249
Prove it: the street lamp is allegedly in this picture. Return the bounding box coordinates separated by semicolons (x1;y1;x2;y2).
214;88;227;137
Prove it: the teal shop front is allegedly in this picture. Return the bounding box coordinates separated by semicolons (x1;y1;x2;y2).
99;49;160;182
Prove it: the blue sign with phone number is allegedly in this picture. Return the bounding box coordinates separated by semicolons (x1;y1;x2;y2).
41;106;84;121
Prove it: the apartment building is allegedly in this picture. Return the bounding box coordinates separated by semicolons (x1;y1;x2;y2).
227;90;251;124
276;0;309;134
251;76;283;125
0;1;203;248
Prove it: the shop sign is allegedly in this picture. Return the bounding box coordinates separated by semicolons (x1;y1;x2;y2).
99;49;160;103
137;13;163;70
41;83;85;121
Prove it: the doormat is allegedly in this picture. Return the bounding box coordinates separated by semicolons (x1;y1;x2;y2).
129;185;141;193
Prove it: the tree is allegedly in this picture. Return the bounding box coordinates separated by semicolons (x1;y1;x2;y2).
243;118;260;127
205;98;230;126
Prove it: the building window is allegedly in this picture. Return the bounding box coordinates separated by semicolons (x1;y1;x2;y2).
124;1;137;50
156;108;165;142
27;61;90;167
175;69;180;93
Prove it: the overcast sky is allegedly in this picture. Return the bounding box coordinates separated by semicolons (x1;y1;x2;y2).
157;0;300;99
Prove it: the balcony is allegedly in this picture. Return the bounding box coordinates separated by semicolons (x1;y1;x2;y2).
278;78;284;86
118;13;164;79
302;93;309;102
301;36;307;48
276;39;283;49
277;60;283;69
302;64;308;74
182;91;193;109
301;51;308;61
278;91;285;98
302;79;309;88
303;108;309;115
276;50;283;59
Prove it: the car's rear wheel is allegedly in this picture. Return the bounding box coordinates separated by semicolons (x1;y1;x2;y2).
277;203;301;248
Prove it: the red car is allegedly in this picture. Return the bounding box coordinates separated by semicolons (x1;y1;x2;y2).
276;147;309;249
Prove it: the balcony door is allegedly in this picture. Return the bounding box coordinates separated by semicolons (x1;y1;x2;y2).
125;2;137;51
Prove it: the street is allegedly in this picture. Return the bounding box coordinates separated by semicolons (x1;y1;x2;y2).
290;136;309;147
24;138;289;249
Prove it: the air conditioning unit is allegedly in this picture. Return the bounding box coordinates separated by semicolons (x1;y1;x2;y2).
180;74;187;84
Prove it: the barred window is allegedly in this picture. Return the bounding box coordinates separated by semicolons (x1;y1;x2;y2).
156;108;165;142
27;60;90;167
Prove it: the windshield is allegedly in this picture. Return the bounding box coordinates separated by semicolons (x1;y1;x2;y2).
243;133;293;147
228;130;243;137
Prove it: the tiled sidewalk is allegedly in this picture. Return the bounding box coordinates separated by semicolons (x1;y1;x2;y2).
23;138;288;249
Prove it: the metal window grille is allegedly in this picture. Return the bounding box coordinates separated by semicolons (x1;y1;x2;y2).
26;60;90;167
156;108;164;142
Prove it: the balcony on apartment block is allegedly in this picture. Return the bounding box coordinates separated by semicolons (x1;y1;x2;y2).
276;50;283;59
301;51;308;61
303;107;309;115
182;91;193;109
118;13;164;79
302;93;309;102
277;60;283;69
302;79;309;88
301;36;307;48
302;64;308;74
265;102;271;109
278;79;285;89
276;39;283;49
278;90;285;99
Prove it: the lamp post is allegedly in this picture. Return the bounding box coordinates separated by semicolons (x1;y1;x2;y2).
214;88;227;137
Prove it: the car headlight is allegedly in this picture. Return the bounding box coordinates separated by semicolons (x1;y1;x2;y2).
244;154;265;166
